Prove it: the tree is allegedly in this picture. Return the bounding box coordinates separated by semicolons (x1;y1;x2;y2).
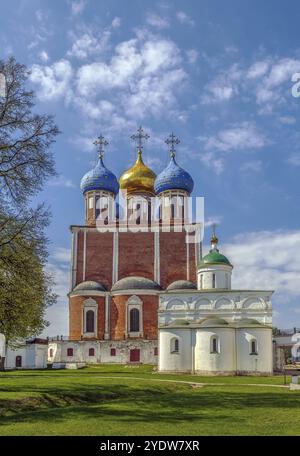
0;57;59;348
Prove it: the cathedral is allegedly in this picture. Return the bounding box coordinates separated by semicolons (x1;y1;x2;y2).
49;127;274;375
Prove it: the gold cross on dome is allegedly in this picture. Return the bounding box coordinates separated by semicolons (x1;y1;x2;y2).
131;126;150;150
165;133;180;157
93;134;108;159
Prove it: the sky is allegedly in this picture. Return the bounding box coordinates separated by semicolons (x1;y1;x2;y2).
1;0;300;335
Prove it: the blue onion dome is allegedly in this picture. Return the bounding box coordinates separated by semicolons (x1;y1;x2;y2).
80;156;119;195
154;155;194;195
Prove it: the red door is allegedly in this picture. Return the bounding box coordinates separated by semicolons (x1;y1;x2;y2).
130;349;140;362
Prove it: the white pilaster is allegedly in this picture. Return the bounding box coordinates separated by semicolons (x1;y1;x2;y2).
186;241;190;281
104;294;110;340
112;230;119;284
154;230;160;284
72;230;78;289
83;229;87;281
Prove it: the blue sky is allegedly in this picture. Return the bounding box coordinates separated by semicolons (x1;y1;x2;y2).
1;0;300;334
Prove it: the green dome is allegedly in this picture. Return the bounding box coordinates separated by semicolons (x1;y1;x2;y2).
198;249;232;268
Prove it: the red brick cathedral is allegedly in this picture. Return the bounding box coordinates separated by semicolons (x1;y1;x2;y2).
68;128;200;363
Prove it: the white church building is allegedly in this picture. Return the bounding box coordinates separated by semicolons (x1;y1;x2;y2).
158;233;274;375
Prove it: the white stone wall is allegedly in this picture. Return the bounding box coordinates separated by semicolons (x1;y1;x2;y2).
159;326;273;375
48;340;158;365
5;344;48;369
158;329;193;372
236;328;273;374
194;328;236;374
197;264;232;290
159;290;273;326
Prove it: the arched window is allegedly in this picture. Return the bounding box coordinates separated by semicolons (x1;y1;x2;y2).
67;348;73;357
130;308;140;332
170;337;179;353
250;339;258;355
49;349;53;358
86;310;95;333
88;348;95;356
15;356;22;368
211;336;219;353
200;274;203;289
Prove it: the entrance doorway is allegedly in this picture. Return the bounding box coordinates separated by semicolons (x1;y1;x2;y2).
130;349;140;362
16;356;22;368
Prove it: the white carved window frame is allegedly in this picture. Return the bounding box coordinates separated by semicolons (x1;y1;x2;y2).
82;298;98;338
126;295;143;338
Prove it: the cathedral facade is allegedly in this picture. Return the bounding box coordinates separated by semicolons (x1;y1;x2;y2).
48;128;274;375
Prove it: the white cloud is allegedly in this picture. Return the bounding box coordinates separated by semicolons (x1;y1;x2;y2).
247;60;269;79
205;216;223;228
202;56;300;112
67;30;111;59
176;11;194;26
75;37;185;120
186;49;198;64
71;0;86;15
287;153;300;166
201;122;267;152
146;13;169;29
221;230;300;297
48;175;75;188
111;17;121;28
240;160;263;172
30;59;73;101
39;50;49;62
279;115;296;125
51;247;71;263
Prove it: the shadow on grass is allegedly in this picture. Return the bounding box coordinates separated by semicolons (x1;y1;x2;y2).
0;382;299;429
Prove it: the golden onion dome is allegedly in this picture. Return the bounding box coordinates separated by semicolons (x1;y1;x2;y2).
119;149;156;195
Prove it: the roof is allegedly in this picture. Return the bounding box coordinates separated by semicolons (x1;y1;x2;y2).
167;280;197;291
198;317;229;327
111;276;161;292
73;281;106;292
154;156;194;194
198;249;232;268
80;157;119;195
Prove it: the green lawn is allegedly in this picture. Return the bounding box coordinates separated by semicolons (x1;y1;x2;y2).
0;364;299;436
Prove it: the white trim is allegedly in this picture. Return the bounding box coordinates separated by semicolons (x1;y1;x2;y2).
186;241;190;281
69;290;106;298
82;298;97;338
111;289;160;296
104;294;110;340
126;295;143;337
72;231;78;289
154;231;160;284
83;229;87;281
112;230;119;284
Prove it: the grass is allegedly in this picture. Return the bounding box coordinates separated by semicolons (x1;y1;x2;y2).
0;364;299;436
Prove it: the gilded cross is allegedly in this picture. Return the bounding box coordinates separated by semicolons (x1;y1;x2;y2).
131;126;150;150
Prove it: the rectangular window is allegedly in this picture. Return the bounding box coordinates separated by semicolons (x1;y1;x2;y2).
89;348;95;356
212;273;216;288
67;348;73;357
110;348;116;357
154;347;158;356
88;197;93;209
200;274;203;289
